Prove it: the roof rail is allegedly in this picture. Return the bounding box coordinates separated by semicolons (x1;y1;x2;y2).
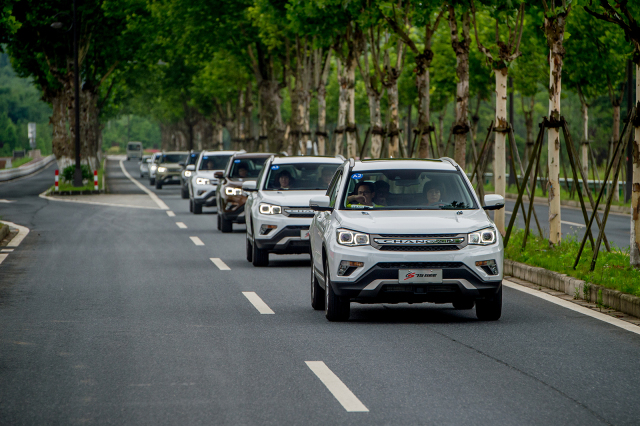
349;158;355;167
439;157;459;168
335;154;346;161
280;151;289;157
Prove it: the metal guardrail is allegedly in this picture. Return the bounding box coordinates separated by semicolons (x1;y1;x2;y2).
0;155;56;182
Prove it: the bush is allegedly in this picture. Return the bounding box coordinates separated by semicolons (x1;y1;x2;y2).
62;164;92;182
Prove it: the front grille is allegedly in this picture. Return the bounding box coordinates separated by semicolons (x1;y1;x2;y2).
378;245;460;251
377;233;459;238
283;207;315;218
377;262;463;269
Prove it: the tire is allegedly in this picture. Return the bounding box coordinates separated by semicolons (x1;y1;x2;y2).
311;263;325;310
220;215;232;233
453;299;475;310
181;186;189;199
324;258;349;321
156;180;162;189
189;199;194;213
193;202;202;215
476;285;502;321
246;236;253;262
217;214;221;230
252;236;269;267
150;178;155;185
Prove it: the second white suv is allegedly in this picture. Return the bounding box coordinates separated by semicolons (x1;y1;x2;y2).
308;158;505;322
187;150;236;214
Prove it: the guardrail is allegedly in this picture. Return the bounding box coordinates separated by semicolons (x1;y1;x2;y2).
0;155;56;182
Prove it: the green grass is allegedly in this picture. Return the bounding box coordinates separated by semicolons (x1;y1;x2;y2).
505;229;640;297
11;157;34;168
50;162;104;192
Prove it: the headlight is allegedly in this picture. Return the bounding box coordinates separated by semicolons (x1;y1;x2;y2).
259;203;282;215
225;187;242;196
195;177;211;185
184;171;192;177
336;228;370;246
157;167;167;173
468;227;497;245
151;165;157;170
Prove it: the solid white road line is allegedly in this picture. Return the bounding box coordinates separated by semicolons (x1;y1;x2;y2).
2;221;29;248
305;361;369;412
1;249;13;253
505;211;586;228
167;211;176;217
190;236;204;246
504;280;640;336
242;292;274;314
210;258;230;270
176;222;187;229
118;160;169;210
0;254;7;265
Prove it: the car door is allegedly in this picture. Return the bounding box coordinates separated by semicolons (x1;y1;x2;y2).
247;158;270;238
311;168;343;273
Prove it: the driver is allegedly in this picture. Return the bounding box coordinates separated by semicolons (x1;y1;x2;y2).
423;181;444;206
277;170;294;189
346;182;378;207
237;164;249;178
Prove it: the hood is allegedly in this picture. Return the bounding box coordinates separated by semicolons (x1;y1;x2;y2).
261;190;326;207
335;209;493;235
195;170;222;180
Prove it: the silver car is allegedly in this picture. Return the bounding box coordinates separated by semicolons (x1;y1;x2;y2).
187;150;237;214
139;155;152;177
149;152;163;186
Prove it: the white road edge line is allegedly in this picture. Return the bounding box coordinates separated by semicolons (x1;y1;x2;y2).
0;253;7;265
505;211;585;228
504;280;640;336
167;211;176;217
305;361;369;412
1;221;30;248
1;249;14;253
176;222;187;229
210;258;230;270
118;160;169;210
190;236;204;246
242;292;274;314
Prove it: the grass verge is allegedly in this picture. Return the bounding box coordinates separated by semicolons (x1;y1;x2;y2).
49;163;104;192
11;157;34;168
505;229;640;297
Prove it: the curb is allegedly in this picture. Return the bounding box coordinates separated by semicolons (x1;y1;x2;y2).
49;189;106;195
0;223;9;241
505;259;640;319
0;155;56;182
504;192;630;215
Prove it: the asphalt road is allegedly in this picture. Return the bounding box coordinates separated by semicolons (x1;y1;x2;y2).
0;158;638;425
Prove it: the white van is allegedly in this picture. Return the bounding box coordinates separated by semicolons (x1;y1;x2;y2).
126;142;143;160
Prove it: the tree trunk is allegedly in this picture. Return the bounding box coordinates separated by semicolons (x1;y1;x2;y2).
335;58;349;156
387;82;401;157
80;87;100;170
245;83;254;150
259;79;285;153
346;58;357;158
494;68;508;234
632;63;640;268
544;10;568;246
449;8;471;169
366;88;383;158
317;81;328;155
416;55;431;158
48;89;73;171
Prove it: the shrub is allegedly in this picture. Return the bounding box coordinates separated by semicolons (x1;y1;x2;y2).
62;164;92;182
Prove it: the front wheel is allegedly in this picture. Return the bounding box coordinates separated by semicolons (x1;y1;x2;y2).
150;178;155;186
311;263;325;310
252;237;269;267
193;202;202;214
246;236;253;262
220;215;232;233
181;186;189;199
217;214;221;230
324;258;349;321
155;180;162;189
476;285;502;321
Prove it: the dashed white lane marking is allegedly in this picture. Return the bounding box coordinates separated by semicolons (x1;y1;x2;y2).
505;211;586;228
118;160;169;210
1;249;13;253
504;280;640;336
0;254;7;265
176;222;187;229
2;221;29;248
305;361;369;412
0;199;15;203
167;211;176;217
242;292;274;314
190;236;204;246
210;258;230;270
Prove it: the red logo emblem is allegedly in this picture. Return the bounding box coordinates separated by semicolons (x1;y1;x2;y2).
404;272;416;281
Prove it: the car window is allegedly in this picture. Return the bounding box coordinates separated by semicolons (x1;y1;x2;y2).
264;163;341;190
199;155;231;170
328;170;343;208
188;153;201;165
161;154;188;164
229;158;266;179
340;169;477;210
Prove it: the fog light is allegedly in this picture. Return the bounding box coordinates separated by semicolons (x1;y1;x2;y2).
338;260;364;276
476;259;498;275
260;225;277;235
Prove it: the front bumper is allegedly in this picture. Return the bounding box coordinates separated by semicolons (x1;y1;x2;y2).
254;215;313;254
157;172;182;184
325;243;503;303
192;184;217;207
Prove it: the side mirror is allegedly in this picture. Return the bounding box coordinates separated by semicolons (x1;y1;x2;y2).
214;171;224;179
178;161;186;167
483;194;505;211
242;181;257;192
186;164;196;171
309;195;333;212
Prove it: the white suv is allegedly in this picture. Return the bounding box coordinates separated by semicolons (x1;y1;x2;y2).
308;158;505;321
243;156;344;267
187;150;237;214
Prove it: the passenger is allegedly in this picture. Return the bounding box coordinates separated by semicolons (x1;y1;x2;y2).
373;180;390;206
423;181;445;206
346;182;379;207
318;168;335;188
277;170;294;189
237;164;249;178
205;159;215;170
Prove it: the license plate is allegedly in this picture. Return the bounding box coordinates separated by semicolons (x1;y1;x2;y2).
300;229;310;240
399;269;442;283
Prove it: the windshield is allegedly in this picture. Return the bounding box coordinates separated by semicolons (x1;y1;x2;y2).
229;158;267;179
160;154;188;164
128;143;141;151
188;152;201;166
264;163;341;191
199;155;230;170
341;169;477;210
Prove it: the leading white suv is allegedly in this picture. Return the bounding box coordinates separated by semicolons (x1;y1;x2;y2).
308;158;505;322
187;150;237;214
243;156;344;266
